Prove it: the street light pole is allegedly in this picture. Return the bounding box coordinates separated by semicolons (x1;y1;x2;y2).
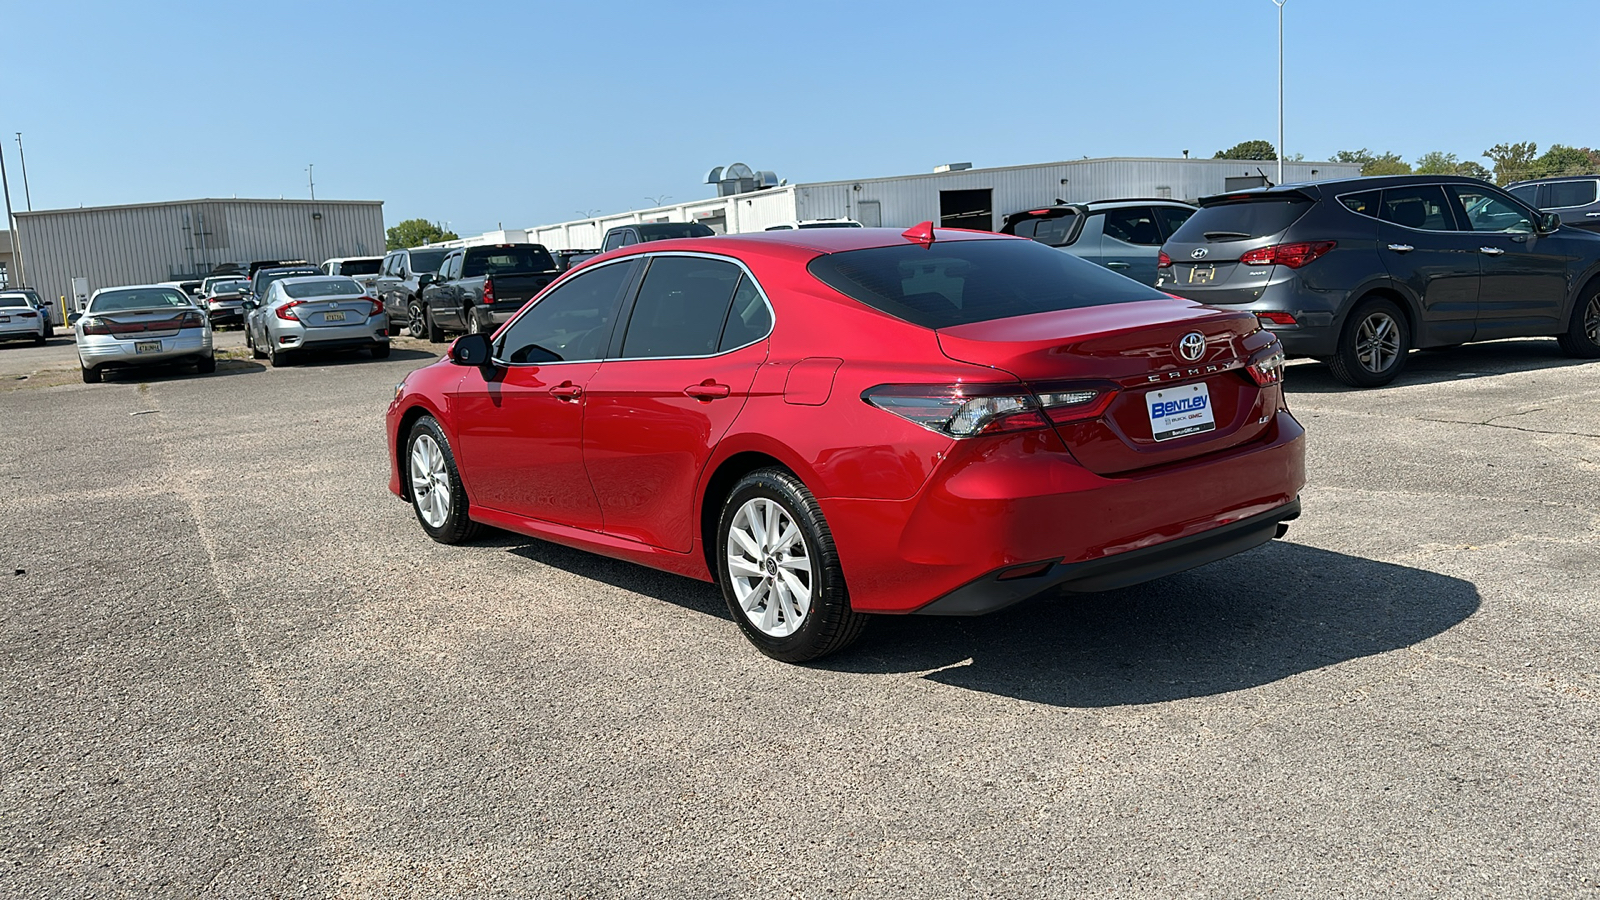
0;146;23;288
1273;0;1286;185
15;133;32;210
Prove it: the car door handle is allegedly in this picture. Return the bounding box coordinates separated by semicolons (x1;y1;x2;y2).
1479;247;1506;256
1586;212;1600;217
683;381;731;400
549;382;583;400
1105;261;1131;270
1386;243;1414;253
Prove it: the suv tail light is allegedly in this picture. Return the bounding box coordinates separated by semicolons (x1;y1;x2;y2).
862;382;1117;438
1158;250;1172;268
1246;343;1287;387
1238;241;1336;269
483;276;496;305
275;301;303;321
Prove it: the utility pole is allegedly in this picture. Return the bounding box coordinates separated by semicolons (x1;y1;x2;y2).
307;164;316;201
15;134;32;210
1273;0;1286;186
0;145;23;288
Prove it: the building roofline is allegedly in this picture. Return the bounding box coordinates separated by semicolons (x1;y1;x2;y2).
15;197;384;218
790;156;1357;190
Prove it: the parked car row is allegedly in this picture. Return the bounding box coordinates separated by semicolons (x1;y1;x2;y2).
0;289;53;345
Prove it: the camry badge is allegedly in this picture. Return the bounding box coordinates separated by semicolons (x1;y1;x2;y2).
1177;332;1207;362
1190;248;1209;260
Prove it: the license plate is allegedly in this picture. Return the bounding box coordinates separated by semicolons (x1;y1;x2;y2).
135;341;162;354
323;311;346;322
1185;265;1217;285
1147;383;1216;442
0;316;9;323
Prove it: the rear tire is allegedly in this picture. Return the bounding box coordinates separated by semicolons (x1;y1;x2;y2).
1329;297;1410;388
425;306;445;343
716;468;867;662
267;341;289;368
195;353;216;374
34;330;46;345
405;416;483;544
1555;282;1600;359
81;365;102;384
370;342;391;359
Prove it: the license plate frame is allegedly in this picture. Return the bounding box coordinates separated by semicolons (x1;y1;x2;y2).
323;311;346;322
1147;383;1217;442
135;340;162;354
1185;264;1217;285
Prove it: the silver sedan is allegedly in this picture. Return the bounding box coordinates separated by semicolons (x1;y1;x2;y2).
72;285;215;383
244;276;389;367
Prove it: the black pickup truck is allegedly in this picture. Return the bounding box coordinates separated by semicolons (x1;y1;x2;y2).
414;243;560;341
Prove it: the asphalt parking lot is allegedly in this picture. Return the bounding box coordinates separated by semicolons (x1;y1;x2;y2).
2;330;1597;898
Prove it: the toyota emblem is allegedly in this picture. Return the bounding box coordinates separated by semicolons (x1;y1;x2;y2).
1177;332;1207;362
1190;248;1209;260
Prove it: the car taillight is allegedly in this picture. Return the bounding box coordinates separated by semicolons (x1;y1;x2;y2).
1158;250;1172;268
1238;241;1336;269
862;382;1116;438
180;310;205;328
483;276;495;305
1246;344;1287;387
275;301;303;321
1256;311;1298;326
368;297;386;317
15;310;37;318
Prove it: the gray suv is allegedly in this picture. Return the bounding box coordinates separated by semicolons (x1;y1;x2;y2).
1157;175;1600;387
1506;175;1600;234
999;199;1196;285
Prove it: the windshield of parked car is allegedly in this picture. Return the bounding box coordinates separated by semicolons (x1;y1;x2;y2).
637;223;715;241
332;259;381;276
408;249;448;274
90;288;192;313
1170;197;1314;242
282;279;366;299
0;294;30;308
808;237;1168;329
462;246;556;278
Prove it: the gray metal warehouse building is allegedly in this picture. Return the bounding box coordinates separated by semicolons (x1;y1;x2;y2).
14;198;384;317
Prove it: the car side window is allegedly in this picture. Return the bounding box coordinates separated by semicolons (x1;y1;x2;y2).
1010;219;1038;239
619;256;742;359
718;275;773;352
1379;186;1454;231
495;261;635;364
1034;213;1078;246
1544;180;1598;209
1101;207;1163;245
1339;191;1381;218
602;232;625;252
1447;185;1533;233
1153;206;1194;239
442;252;461;280
1506;184;1539;206
621;232;640;247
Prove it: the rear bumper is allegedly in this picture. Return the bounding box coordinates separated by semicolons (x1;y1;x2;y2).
915;498;1300;615
0;320;45;339
78;331;212;368
823;409;1306;614
1163;274;1346;357
272;319;388;351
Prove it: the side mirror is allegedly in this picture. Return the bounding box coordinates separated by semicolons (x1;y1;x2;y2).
418;273;435;288
241;300;259;311
1537;211;1560;234
68;312;83;325
449;332;494;367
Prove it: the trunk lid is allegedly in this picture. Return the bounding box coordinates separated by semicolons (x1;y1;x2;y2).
936;298;1275;475
98;308;201;340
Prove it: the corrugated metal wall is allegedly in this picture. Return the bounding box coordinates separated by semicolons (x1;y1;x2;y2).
14;199;384;310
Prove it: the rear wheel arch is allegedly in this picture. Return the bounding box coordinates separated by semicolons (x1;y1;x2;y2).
1350;284;1417;339
699;450;803;581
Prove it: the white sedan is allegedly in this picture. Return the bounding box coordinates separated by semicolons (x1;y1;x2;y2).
0;292;49;345
71;285;214;383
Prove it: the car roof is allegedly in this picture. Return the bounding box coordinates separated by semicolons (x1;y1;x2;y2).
275;275;356;286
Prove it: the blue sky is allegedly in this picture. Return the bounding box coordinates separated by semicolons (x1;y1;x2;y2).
4;0;1592;236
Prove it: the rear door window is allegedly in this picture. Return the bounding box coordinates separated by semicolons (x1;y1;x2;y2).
495;261;636;364
1379;186;1455;231
1153;206;1194;239
1101;207;1163;245
1507;184;1540;206
462;245;557;277
808;237;1168;330
718;276;773;351
1338;190;1381;218
1543;180;1598;209
1168;197;1314;242
619;256;743;358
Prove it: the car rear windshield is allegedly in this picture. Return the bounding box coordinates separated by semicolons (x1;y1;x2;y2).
638;223;715;241
807;237;1168;330
283;279;365;299
91;289;192;313
409;249;448;273
1169;197;1314;242
335;259;381;276
0;294;30;307
462;245;556;278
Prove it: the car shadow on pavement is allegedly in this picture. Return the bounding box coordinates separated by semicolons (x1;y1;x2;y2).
822;541;1479;707
500;537;733;622
1285;339;1594;393
98;360;266;382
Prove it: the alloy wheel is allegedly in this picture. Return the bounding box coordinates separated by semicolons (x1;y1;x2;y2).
1584;295;1600;345
725;496;813;638
408;302;425;339
1355;311;1401;374
409;433;451;528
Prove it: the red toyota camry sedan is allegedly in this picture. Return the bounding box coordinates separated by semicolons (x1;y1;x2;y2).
386;224;1305;661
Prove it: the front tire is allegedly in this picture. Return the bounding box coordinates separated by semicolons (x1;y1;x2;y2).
716;468;866;662
407;301;426;339
195;353;216;374
1555;282;1600;359
370;342;391;359
405;416;482;544
1329;297;1410;388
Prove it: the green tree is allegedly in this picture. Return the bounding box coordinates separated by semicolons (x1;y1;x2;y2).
386;219;459;251
1536;144;1597;177
1213;140;1277;160
1334;148;1410;176
1414;151;1490;180
1483;142;1539;185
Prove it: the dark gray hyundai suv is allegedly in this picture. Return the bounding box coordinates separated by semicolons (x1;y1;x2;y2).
1157;175;1600;387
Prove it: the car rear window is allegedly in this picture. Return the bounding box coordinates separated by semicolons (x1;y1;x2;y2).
0;294;29;308
335;259;382;276
807;237;1168;330
1170;197;1314;242
637;223;715;241
282;279;365;299
91;289;191;313
408;249;448;273
1545;180;1598;209
462;245;556;278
